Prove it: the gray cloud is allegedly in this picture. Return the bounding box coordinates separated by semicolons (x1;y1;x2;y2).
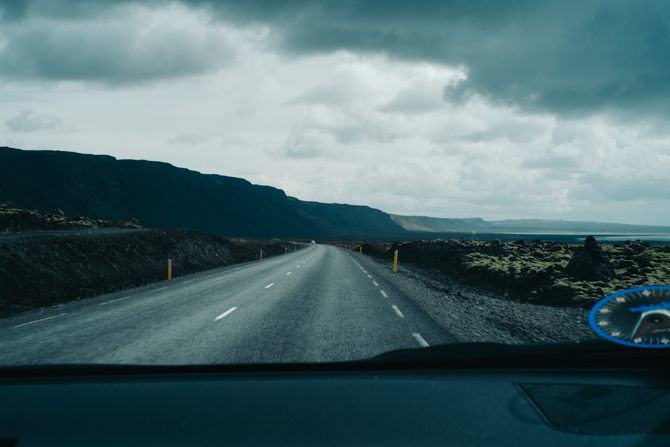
0;0;162;22
186;0;670;119
167;133;212;146
0;4;235;85
0;0;28;21
5;1;670;117
279;129;329;159
6;109;77;132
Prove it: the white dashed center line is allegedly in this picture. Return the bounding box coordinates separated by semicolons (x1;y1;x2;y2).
265;283;274;289
373;281;378;286
380;291;388;298
214;307;237;322
297;266;301;268
367;275;372;278
413;333;430;347
99;297;131;306
363;270;367;273
391;305;405;318
15;313;67;328
286;272;292;275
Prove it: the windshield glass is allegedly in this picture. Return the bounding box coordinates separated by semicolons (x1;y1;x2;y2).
0;0;669;365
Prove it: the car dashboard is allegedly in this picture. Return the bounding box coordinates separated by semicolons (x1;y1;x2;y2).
1;354;669;447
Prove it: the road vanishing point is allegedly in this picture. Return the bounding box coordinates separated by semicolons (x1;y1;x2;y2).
0;245;456;365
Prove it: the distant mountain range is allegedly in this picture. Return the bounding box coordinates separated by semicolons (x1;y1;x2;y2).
2;147;669;238
389;215;670;236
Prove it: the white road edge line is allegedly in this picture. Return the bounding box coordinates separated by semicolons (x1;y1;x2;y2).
373;281;378;286
265;283;274;288
15;313;67;328
154;287;168;292
391;305;405;318
380;291;388;298
214;307;237;322
286;272;292;275
413;333;430;347
99;297;131;306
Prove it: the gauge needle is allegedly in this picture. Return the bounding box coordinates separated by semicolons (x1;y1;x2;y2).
631;309;670;340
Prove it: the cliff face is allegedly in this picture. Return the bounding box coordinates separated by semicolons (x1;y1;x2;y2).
5;147;668;239
289;198;405;237
1;147;400;238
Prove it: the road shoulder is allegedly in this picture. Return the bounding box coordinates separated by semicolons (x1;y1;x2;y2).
355;253;595;344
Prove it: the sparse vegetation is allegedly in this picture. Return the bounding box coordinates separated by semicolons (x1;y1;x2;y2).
362;238;670;307
0;203;143;233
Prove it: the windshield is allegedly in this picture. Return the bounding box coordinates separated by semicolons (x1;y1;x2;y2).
0;0;669;366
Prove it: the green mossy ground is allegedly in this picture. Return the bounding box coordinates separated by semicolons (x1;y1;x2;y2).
463;241;670;302
378;238;670;307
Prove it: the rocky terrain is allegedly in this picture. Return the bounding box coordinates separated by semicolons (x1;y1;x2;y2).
227;238;307;259
359;253;595;344
0;227;257;317
1;202;143;233
357;237;670;307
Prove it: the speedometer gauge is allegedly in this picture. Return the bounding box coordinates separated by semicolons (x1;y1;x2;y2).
589;286;670;348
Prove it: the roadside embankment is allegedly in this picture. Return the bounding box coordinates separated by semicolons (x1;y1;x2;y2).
0;228;256;317
227;239;304;259
363;237;670;307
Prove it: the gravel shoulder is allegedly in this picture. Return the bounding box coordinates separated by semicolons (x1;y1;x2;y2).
356;252;597;344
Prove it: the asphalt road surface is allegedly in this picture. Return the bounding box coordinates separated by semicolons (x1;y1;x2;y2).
0;245;457;365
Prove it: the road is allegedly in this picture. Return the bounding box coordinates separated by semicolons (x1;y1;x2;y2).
0;245;456;365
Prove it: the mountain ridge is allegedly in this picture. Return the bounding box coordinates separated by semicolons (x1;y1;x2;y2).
0;147;405;238
2;146;669;238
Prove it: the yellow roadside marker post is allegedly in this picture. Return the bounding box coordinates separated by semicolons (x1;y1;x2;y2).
360;247;362;257
260;250;263;260
393;250;398;274
168;259;172;281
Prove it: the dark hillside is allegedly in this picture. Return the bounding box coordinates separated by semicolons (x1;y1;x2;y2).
5;147;666;239
289;198;405;237
0;147;319;237
0;147;410;238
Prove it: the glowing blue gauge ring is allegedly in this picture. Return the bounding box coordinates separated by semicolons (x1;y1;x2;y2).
589;285;670;348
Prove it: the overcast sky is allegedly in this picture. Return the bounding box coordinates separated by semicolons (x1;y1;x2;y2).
1;0;670;225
